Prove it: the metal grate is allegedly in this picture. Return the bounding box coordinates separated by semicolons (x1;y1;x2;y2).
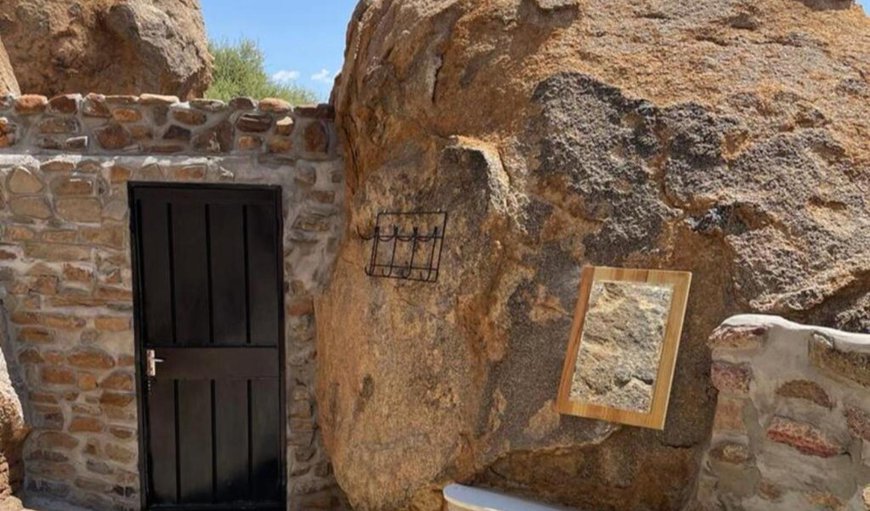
358;211;448;283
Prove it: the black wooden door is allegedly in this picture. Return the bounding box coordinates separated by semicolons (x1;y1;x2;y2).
129;183;285;511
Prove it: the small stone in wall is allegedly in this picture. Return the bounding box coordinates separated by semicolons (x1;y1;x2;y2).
775;380;833;409
172;165;206;181
236;113;272;132
172;108;207;126
259;97;292;114
709;442;753;465
64;136;88;150
711;361;752;395
766;416;845;458
7;166;44;194
67;350;115;371
41;366;75;386
809;333;870;388
229;97;257;111
190;98;227;112
42;159;76;173
845;407;870;442
68;416;103;433
39;117;80;135
111;108;142;123
55;197;102;223
95;123;133;150
276;116;295;136
14;94;48;115
163;125;191;141
268;136;292;153
51;176;94;196
48;94;80;115
138;94;179;106
82;94;111;118
0;117;16;147
9;196;52;219
238;135;262;151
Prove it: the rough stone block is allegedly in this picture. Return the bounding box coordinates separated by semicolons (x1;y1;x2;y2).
775;380;833;409
41;367;75;386
5;167;44;194
845;407;870;442
236;113;272;132
68;349;115;369
711;361;752;395
55;197;102;223
171;109;207;126
51;176;94;196
68;416;104;433
9;196;52;219
48;94;80;115
809;333;870;387
14;95;48;115
766;416;845;458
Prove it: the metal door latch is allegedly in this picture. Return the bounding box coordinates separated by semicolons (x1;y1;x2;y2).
146;349;165;378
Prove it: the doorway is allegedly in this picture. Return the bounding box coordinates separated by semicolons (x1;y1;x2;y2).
129;183;286;510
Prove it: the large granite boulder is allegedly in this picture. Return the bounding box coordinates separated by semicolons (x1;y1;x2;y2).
317;0;870;510
0;0;211;98
0;36;18;95
0;325;26;510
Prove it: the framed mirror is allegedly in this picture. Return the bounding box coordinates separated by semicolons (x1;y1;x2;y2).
556;266;692;430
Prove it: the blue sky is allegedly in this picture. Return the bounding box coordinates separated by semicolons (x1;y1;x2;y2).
203;0;868;101
202;1;358;100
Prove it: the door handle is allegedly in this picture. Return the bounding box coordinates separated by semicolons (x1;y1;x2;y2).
146;349;165;378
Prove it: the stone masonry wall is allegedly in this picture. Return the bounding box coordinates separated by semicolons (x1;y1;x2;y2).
694;315;870;511
0;93;346;510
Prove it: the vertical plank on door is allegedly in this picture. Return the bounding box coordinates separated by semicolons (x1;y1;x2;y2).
172;201;211;345
177;379;214;503
147;379;178;503
251;378;281;502
214;379;250;501
138;199;173;345
246;204;280;347
209;204;248;346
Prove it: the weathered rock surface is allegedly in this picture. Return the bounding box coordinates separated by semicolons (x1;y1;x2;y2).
318;0;870;510
0;36;18;96
0;0;211;98
0;320;27;509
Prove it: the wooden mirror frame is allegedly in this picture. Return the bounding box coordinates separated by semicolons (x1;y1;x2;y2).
556;266;692;430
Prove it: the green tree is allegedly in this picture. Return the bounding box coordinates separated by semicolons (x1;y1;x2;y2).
205;38;318;104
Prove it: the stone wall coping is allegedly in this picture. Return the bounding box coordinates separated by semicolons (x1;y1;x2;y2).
722;314;870;351
0;93;337;158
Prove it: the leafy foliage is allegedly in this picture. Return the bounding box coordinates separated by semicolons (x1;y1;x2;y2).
205;38;317;104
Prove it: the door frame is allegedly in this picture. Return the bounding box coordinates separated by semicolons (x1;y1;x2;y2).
128;182;287;510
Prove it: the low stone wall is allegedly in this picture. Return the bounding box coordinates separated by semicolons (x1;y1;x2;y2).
0;94;346;510
694;315;870;510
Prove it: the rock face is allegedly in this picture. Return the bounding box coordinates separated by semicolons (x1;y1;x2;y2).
697;315;870;510
0;0;211;98
0;36;19;96
318;0;870;510
0;321;27;509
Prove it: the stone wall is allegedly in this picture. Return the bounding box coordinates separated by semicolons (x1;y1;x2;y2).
0;94;346;510
694;315;870;510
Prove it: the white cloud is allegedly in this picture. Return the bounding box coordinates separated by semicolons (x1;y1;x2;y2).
311;68;332;83
272;70;300;83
